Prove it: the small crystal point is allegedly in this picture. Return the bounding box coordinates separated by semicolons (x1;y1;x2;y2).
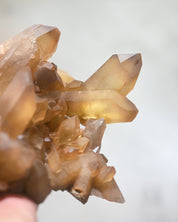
34;61;63;91
83;118;106;150
57;69;74;84
91;179;125;203
57;116;81;145
118;53;142;95
32;24;60;60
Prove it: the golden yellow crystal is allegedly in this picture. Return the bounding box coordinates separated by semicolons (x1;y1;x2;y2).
62;90;138;123
83;118;106;150
31;96;48;124
0;25;142;205
57;116;81;145
84;54;142;95
0;67;36;138
57;69;74;84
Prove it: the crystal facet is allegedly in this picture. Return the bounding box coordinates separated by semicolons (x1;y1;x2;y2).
84;54;142;95
0;67;36;138
0;25;60;96
0;25;141;205
62;90;138;123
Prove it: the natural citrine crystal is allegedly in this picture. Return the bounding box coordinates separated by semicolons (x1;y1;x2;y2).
32;25;60;61
91;179;125;203
47;147;61;174
22;124;50;161
43;95;66;123
25;159;51;204
95;165;116;183
0;25;60;96
34;61;63;92
84;54;142;96
69;137;90;152
65;80;84;91
83;118;106;150
62;90;138;123
0;25;142;205
31;96;48;124
46;97;67;131
0;67;36;138
0;132;35;182
57;116;81;145
57;69;74;84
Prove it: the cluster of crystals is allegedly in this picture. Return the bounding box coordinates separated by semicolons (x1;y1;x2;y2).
0;25;142;204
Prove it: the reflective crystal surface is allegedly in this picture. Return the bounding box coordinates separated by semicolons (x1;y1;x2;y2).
0;25;141;204
0;67;36;138
84;54;142;95
0;24;60;96
62;90;138;123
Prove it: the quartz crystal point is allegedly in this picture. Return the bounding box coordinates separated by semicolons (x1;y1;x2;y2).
91;179;125;203
84;54;142;96
62;90;138;123
0;25;142;205
57;116;81;145
34;61;63;92
83;118;106;150
57;69;74;84
0;25;60;96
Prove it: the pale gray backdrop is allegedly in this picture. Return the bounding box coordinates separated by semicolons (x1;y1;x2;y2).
0;0;178;221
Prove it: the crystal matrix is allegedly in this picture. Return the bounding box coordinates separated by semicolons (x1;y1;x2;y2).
0;25;142;204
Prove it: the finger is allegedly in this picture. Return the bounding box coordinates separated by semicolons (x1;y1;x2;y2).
0;194;37;222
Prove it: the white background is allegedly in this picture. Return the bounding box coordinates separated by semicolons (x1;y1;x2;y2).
0;0;178;221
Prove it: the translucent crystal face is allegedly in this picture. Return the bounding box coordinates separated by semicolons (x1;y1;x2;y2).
0;67;36;138
84;54;142;95
0;25;60;96
0;25;141;204
62;90;138;123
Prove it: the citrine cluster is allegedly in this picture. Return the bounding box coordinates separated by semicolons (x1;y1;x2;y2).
0;25;142;204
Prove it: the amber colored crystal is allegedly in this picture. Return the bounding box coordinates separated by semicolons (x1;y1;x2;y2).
0;132;35;182
84;54;142;96
57;69;74;84
91;179;125;203
44;95;67;123
47;147;61;174
0;67;36;138
34;61;63;92
65;80;84;91
25;160;51;204
71;137;90;152
0;25;142;205
62;90;138;123
57;116;81;145
83;118;106;150
0;25;60;96
31;96;48;124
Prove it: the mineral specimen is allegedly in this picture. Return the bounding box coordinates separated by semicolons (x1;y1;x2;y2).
0;25;142;204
